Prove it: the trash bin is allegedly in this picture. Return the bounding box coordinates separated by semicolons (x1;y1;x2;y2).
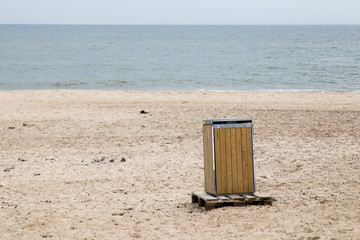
203;118;255;195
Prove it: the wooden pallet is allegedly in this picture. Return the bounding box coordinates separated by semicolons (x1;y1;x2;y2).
191;191;275;211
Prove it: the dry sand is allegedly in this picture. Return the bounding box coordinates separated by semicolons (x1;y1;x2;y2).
0;90;359;240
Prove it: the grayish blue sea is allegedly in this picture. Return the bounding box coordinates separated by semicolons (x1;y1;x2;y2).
0;25;359;91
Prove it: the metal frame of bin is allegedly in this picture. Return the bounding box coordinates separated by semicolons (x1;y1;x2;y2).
203;118;256;195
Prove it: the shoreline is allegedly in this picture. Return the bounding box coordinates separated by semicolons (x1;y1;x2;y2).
1;90;359;111
1;88;359;93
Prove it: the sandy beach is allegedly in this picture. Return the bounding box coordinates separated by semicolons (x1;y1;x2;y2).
0;90;359;240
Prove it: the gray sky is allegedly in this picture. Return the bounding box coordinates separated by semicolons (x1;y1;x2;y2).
1;0;359;25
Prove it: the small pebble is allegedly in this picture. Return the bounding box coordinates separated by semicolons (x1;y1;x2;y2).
34;173;41;176
8;126;15;129
111;212;125;216
140;110;148;114
41;235;53;238
3;165;15;172
92;156;106;163
121;158;126;162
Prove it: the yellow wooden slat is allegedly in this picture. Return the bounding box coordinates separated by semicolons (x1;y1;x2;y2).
230;128;238;193
246;127;255;192
235;128;244;193
241;127;249;192
225;128;233;193
219;128;227;194
214;128;222;194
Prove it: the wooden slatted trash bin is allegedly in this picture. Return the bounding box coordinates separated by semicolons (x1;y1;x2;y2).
203;118;256;195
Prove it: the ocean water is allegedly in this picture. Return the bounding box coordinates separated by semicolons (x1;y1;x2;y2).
0;25;359;92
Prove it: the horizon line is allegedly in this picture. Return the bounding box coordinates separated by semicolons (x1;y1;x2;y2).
1;23;360;26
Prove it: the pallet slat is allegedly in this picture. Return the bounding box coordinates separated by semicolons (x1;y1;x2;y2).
192;191;217;202
227;195;245;201
217;196;230;201
243;194;257;201
253;192;271;200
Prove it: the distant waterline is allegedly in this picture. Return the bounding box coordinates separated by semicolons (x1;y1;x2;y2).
0;25;359;92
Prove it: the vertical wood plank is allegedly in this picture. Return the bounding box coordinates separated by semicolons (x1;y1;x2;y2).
203;125;214;193
230;128;238;193
214;128;222;194
203;125;209;191
225;128;233;193
219;128;227;194
241;127;249;192
246;127;255;192
235;128;243;193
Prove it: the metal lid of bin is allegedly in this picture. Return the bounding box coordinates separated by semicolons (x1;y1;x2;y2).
203;118;252;125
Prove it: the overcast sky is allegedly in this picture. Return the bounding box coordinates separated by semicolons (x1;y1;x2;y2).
1;0;359;25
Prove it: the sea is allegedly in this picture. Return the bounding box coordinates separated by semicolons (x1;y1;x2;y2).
0;25;359;92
